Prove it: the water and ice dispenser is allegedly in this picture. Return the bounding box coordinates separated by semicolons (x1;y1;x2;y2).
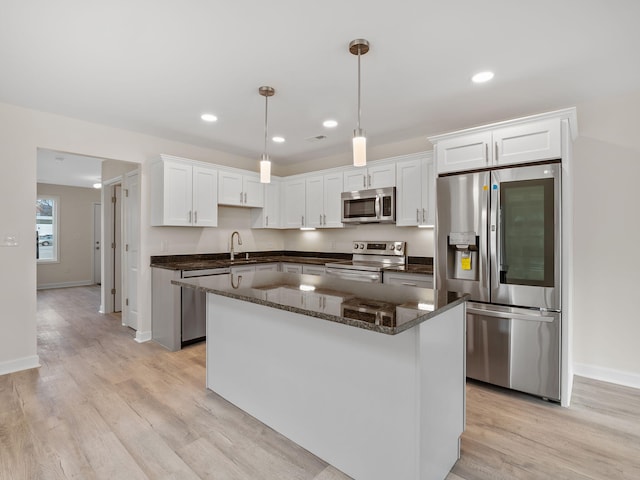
447;232;479;281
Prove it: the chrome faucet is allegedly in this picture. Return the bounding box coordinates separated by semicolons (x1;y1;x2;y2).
230;231;242;260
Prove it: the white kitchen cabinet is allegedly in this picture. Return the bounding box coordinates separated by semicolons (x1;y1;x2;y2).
218;170;264;208
230;265;256;275
383;271;433;289
343;162;396;191
281;263;303;274
302;265;326;276
251;179;281;228
282;178;306;228
255;263;280;272
151;155;218;227
305;173;343;228
431;117;562;174
396;153;435;227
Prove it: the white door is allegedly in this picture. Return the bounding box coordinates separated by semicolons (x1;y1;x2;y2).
93;203;101;284
123;170;140;330
114;185;122;312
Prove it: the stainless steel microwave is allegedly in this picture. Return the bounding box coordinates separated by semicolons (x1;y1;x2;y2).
341;187;396;224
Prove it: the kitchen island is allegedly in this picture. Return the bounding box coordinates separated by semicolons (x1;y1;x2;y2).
173;272;465;480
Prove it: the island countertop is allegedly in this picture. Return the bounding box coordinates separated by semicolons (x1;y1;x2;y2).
172;271;465;335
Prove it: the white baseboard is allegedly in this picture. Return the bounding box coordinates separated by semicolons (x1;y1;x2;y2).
37;280;96;290
573;363;640;390
0;355;40;376
135;330;152;343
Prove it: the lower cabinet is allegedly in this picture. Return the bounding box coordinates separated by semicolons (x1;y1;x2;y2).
383;271;433;289
281;263;303;274
302;265;326;276
255;262;280;272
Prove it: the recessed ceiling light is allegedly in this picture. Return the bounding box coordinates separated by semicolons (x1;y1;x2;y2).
472;71;494;83
201;113;218;122
272;136;285;143
93;183;102;189
323;119;338;128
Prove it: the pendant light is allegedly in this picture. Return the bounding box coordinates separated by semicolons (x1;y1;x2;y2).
349;39;369;167
259;85;275;183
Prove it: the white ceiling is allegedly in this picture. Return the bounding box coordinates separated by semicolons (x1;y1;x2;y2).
37;149;103;189
4;1;640;173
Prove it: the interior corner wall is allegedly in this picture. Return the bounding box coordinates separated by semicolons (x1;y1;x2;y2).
0;101;258;375
572;90;640;386
36;183;101;289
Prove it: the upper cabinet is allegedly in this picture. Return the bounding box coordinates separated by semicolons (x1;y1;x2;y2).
218;170;264;208
395;153;435;227
251;178;281;229
305;172;343;228
151;155;218;227
431;116;566;174
343;162;396;191
282;177;306;228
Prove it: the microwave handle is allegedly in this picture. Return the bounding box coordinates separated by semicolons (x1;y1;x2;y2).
375;195;381;219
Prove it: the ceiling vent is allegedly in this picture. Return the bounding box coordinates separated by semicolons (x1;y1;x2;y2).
306;135;327;142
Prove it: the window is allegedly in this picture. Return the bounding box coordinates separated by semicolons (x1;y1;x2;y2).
36;196;59;262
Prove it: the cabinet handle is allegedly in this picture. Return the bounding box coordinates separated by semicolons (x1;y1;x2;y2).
368;174;371;187
495;142;498;162
320;214;322;225
363;176;366;188
416;208;420;222
194;211;198;224
240;192;243;203
323;214;326;225
401;282;418;286
188;210;192;223
301;215;304;226
266;215;269;226
485;144;489;164
244;192;247;203
422;208;426;223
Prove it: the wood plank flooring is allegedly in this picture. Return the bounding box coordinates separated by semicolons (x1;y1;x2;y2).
0;285;638;479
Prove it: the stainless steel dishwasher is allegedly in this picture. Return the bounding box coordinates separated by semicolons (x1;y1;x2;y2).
181;268;230;346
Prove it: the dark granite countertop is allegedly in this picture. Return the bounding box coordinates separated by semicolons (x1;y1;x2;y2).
172;271;464;336
151;251;433;274
151;251;351;271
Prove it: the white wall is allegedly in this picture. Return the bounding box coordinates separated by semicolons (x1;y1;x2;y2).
36;183;101;289
284;225;434;257
3;92;640;388
0;100;262;374
571;91;640;387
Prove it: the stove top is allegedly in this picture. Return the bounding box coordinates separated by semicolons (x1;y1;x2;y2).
325;240;407;272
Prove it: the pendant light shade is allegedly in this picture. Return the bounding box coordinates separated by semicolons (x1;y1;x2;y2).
258;86;275;184
349;39;369;167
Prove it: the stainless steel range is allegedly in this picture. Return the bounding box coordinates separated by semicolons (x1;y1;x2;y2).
325;241;406;283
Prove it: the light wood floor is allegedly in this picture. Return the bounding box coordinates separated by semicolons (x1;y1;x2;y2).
0;286;638;479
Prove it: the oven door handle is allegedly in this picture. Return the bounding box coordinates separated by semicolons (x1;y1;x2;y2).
325;269;381;283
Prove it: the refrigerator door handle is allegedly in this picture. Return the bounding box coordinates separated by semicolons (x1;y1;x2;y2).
467;303;557;323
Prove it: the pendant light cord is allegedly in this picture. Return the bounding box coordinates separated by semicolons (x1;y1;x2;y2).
357;46;362;132
263;94;269;159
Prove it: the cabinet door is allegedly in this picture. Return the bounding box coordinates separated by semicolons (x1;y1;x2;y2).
192;165;218;227
218;171;243;206
323;173;344;228
343;168;367;191
395;158;422;226
243;174;264;207
282;179;306;228
435;132;492;174
230;265;256;274
255;263;280;272
367;163;396;189
163;161;193;225
422;156;436;226
305;175;324;228
281;263;303;274
493;118;561;166
302;265;325;276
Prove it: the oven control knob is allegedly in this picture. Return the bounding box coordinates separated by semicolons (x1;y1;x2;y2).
389;245;395;250
354;244;359;249
359;243;365;249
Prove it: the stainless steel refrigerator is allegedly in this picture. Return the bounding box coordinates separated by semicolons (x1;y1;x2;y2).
436;162;561;401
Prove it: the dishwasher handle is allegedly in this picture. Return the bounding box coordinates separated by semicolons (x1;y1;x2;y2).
466;302;559;323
